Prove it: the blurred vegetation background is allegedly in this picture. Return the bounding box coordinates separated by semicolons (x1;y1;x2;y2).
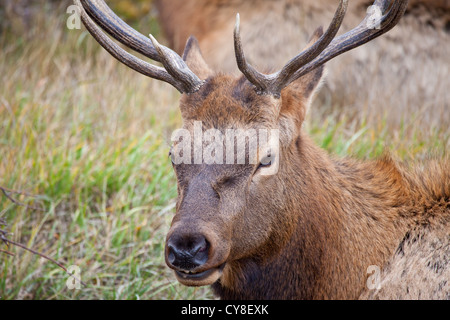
0;0;155;30
0;1;448;300
1;0;153;18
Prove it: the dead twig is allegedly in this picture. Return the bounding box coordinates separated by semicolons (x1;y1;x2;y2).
0;225;87;287
0;186;45;212
0;217;9;246
0;191;87;287
0;248;15;256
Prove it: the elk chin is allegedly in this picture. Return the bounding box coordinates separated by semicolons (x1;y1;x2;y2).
174;263;226;287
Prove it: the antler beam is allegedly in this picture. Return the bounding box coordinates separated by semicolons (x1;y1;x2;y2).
75;0;204;94
234;0;409;97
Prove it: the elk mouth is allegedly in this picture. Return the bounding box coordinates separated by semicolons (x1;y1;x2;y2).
174;263;226;287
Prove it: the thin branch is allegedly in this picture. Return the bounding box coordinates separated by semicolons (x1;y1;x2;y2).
0;220;9;247
0;186;46;212
3;237;67;270
1;235;88;287
0;248;15;256
0;196;87;287
0;186;41;198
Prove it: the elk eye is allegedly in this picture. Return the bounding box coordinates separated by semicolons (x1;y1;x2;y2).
169;150;176;165
258;155;274;170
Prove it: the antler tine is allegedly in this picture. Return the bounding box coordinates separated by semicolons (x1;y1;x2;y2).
235;0;408;97
234;0;348;97
77;0;204;94
74;0;176;86
234;13;276;95
274;0;348;95
148;35;205;93
288;0;408;84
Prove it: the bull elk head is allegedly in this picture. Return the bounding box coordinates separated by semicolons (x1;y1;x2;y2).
75;0;408;292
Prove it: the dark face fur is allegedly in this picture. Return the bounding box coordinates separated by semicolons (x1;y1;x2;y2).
165;37;323;287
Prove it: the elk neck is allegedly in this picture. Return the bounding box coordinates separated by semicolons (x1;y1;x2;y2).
214;131;411;299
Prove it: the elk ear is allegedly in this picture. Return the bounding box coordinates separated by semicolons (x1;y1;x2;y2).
292;27;326;101
182;36;213;80
282;27;325;123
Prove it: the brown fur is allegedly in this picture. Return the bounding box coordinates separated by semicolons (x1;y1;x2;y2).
155;0;450;129
162;39;450;299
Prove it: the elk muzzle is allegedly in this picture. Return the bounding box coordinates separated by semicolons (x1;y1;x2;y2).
165;222;229;287
167;233;210;272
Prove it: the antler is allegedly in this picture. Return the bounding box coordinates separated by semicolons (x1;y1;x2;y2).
75;0;204;94
234;0;409;98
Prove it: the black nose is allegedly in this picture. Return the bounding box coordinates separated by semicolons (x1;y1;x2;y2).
167;234;209;271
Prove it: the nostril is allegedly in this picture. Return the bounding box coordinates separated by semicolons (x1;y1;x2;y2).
192;237;209;266
167;234;210;270
167;243;177;265
192;236;207;255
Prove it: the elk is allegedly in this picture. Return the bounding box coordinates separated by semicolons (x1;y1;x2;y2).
75;0;449;299
155;0;450;130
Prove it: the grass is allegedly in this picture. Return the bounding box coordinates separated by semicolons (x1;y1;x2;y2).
0;2;448;300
